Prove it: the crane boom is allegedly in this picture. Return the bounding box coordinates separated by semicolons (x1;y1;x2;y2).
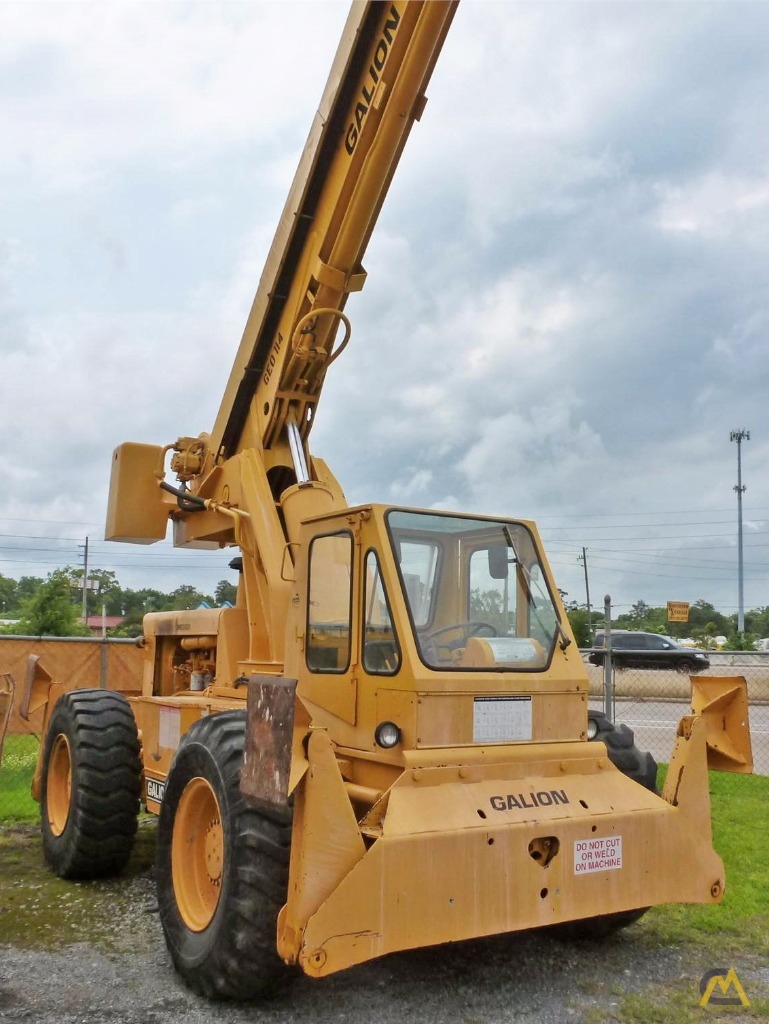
106;0;458;669
212;1;457;464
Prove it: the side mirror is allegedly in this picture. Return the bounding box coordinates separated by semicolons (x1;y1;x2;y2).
488;544;509;580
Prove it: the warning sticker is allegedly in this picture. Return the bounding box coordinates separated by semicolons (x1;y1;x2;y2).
159;706;181;750
574;835;622;874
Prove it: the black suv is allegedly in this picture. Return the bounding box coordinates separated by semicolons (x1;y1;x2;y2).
588;631;710;673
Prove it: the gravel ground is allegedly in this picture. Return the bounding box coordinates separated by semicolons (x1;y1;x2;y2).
0;925;685;1024
1;823;766;1024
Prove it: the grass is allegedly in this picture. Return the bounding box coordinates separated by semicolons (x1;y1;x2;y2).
641;767;769;957
0;733;39;821
0;821;157;951
596;766;769;1023
0;736;158;954
612;987;769;1024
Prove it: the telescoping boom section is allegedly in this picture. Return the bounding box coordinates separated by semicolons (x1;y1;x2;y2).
106;0;458;676
21;0;753;1001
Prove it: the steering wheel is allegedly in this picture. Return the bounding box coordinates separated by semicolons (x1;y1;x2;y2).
425;621;498;652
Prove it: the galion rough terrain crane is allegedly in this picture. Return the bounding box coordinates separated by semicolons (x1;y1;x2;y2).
22;0;753;1001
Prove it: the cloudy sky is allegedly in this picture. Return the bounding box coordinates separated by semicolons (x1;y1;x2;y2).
2;0;769;619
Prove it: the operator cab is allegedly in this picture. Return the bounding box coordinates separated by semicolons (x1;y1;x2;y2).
387;510;560;671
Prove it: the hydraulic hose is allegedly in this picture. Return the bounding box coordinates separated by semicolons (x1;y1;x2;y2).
160;480;206;513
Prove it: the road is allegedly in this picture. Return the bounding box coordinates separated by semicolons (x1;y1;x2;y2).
589;698;768;775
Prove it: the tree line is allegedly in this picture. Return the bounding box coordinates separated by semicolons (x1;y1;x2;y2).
0;568;237;638
4;569;766;649
565;597;769;650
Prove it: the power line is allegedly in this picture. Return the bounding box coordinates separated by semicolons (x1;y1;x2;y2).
535;506;769;520
544;536;765;544
547;546;769;571
548;558;768;583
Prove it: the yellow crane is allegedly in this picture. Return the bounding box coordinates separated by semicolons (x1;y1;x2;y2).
22;0;752;1001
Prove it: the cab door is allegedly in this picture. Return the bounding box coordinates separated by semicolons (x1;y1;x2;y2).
300;524;358;724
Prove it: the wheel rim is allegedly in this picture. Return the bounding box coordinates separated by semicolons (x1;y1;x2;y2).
47;733;72;836
172;776;224;932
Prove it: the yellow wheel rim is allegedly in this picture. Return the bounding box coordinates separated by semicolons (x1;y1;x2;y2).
47;733;72;836
171;776;224;932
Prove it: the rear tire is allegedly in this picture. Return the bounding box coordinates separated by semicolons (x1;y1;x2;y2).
550;907;648;941
588;711;657;792
156;710;292;1000
41;689;141;879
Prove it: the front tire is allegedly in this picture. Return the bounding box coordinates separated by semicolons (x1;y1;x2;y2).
41;689;141;879
156;710;292;1000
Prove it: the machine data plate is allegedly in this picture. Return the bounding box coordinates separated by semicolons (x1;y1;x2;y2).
473;696;532;743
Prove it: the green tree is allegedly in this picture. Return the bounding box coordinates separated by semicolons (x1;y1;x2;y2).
17;569;88;637
14;575;44;612
565;607;595;647
627;599;650;622
615;601;666;633
215;580;238;606
64;566;126;617
109;587;179;637
745;606;769;640
0;573;18;617
169;584;213;611
89;569;122;615
724;630;757;652
688;600;729;636
469;587;507;634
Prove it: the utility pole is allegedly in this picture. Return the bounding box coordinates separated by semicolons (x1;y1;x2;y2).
80;535;89;624
578;546;592;639
603;594;614;722
730;430;750;634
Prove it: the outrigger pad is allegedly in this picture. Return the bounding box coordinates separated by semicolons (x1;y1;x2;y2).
0;673;15;763
240;675;298;809
20;656;52;722
691;676;753;774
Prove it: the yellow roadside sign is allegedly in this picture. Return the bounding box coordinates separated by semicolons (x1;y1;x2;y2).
667;601;689;623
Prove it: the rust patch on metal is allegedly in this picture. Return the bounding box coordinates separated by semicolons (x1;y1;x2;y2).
240;675;297;809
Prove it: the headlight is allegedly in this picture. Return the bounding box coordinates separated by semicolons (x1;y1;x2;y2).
586;717;599;740
374;721;401;749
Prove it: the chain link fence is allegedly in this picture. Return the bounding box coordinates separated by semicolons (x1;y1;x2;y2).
1;641;766;823
0;636;143;823
584;651;768;776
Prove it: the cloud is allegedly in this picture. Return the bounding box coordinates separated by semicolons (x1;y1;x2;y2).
0;2;350;192
2;1;769;614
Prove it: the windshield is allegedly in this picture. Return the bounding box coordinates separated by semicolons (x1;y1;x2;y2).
387;510;560;671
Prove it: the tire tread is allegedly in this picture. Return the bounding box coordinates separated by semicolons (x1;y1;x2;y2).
156;710;292;1001
41;689;141;879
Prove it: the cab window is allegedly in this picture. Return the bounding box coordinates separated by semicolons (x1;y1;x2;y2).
363;550;401;675
469;545;515;635
387;509;560;672
397;540;440;627
306;532;353;673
